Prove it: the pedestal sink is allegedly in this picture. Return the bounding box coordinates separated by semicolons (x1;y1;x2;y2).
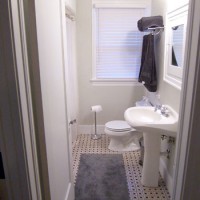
124;105;178;187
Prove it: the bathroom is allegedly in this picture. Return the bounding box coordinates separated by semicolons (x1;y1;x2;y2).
74;0;184;199
0;0;200;199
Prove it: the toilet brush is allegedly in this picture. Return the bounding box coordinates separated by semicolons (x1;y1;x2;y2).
91;105;102;140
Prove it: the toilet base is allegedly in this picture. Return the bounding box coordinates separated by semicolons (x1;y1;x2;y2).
105;120;142;152
108;134;140;152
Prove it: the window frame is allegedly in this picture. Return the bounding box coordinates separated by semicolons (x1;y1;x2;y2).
91;1;151;85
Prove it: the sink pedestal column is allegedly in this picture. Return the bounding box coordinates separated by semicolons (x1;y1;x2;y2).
141;132;161;187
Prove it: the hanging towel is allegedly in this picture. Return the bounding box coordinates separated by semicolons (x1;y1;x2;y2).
138;34;157;92
137;16;163;32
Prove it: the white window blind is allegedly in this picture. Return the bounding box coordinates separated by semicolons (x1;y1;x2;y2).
95;8;145;79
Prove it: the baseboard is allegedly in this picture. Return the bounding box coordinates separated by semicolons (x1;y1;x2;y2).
78;125;105;135
65;183;74;200
159;158;173;196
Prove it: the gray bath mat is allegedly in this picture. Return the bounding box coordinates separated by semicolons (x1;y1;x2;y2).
75;154;130;200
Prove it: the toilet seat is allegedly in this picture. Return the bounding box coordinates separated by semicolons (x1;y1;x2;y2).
105;120;133;132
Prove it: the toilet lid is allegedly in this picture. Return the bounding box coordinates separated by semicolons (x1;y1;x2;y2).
105;120;132;132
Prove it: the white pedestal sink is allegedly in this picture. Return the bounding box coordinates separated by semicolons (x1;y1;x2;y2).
124;106;178;187
142;132;161;187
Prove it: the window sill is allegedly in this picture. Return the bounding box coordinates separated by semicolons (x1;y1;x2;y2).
90;78;143;86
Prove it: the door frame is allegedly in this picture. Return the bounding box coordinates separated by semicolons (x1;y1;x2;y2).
172;0;200;199
62;4;78;144
0;0;42;199
60;0;77;186
1;0;200;199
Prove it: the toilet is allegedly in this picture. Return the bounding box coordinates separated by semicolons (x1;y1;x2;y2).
105;120;142;151
105;97;151;152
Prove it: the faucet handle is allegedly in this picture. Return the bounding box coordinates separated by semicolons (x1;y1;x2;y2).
161;105;168;112
154;104;162;112
161;106;170;117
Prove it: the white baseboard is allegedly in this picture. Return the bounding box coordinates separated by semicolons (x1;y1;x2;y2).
159;158;173;196
78;125;105;135
65;183;74;200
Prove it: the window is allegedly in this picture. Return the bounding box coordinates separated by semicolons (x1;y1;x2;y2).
92;3;150;83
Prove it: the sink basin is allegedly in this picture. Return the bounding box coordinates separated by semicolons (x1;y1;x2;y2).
124;105;179;187
124;105;178;137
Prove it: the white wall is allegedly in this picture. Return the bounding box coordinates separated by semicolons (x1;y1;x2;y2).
149;0;188;195
148;0;182;112
34;0;73;199
76;0;145;128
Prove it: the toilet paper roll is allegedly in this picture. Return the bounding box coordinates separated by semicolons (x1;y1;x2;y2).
91;105;102;113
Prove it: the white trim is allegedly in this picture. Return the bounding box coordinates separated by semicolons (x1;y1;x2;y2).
90;79;144;86
10;0;42;199
163;4;188;90
172;0;200;199
60;0;75;198
92;0;152;6
93;3;151;8
78;125;105;134
64;183;74;200
164;75;182;90
92;6;97;80
159;158;173;196
167;3;189;16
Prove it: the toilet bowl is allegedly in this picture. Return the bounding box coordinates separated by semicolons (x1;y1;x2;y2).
105;120;141;151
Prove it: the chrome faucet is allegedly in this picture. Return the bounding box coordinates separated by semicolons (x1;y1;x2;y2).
160;106;169;117
154;105;162;112
154;105;169;117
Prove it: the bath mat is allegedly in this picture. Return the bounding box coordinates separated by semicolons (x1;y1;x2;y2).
75;154;130;200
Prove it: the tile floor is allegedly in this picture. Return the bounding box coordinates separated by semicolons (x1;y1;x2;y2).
72;134;171;200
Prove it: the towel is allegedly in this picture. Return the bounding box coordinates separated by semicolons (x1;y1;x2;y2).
137;16;163;32
138;34;157;92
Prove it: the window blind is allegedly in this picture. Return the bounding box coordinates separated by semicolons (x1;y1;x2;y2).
95;8;145;79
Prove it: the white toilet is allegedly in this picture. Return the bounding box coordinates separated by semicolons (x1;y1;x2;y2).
105;97;151;152
105;120;142;151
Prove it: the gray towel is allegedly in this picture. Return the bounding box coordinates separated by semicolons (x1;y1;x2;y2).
138;34;157;92
137;16;163;32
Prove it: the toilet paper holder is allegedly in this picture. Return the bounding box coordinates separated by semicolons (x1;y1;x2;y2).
91;105;102;140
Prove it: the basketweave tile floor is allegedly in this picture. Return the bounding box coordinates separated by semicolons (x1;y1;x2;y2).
72;134;171;200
